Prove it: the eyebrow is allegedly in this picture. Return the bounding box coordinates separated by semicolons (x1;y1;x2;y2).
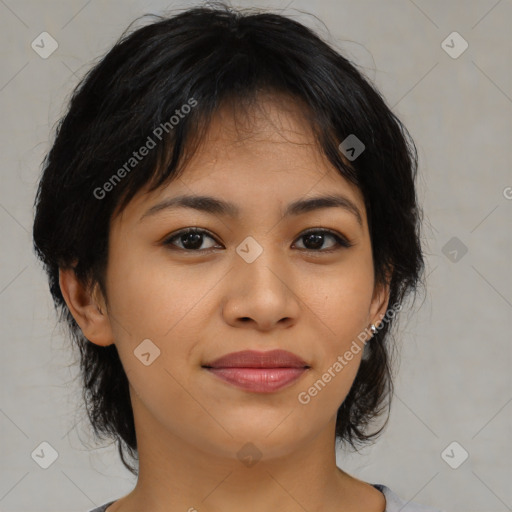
140;193;363;227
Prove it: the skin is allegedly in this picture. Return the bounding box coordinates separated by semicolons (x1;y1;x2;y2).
60;93;390;512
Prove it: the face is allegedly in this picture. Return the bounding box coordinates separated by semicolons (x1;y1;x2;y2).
71;94;390;463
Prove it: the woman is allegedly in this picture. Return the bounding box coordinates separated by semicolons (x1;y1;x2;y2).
32;3;440;511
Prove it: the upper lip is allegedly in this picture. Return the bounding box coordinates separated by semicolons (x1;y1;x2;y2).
203;349;309;369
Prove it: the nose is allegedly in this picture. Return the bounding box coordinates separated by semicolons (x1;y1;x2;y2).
221;245;301;332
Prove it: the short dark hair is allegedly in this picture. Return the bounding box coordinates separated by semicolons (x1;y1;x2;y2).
32;2;425;475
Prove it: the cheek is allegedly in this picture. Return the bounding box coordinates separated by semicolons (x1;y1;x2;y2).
297;355;361;417
106;246;209;338
104;252;216;424
298;263;373;411
104;247;223;385
307;260;374;345
295;274;370;421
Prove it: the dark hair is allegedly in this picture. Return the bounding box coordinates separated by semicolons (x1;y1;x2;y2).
32;2;425;476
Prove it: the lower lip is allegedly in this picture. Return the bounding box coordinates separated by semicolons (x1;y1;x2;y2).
205;367;308;393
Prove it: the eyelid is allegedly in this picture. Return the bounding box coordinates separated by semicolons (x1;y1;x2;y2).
162;227;221;248
162;226;353;252
297;227;353;248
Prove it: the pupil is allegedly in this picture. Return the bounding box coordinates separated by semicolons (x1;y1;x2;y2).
305;233;323;249
179;232;326;250
183;232;203;249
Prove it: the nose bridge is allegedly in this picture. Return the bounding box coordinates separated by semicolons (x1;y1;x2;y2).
222;233;299;329
234;233;286;290
229;200;295;285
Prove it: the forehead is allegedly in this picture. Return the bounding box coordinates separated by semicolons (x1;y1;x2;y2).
194;93;336;169
116;93;366;222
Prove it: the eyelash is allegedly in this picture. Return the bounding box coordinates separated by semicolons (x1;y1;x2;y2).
162;227;353;253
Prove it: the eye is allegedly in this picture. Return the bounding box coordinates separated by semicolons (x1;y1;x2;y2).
163;227;353;253
293;229;353;252
163;228;220;251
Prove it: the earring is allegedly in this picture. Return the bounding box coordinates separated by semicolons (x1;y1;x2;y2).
370;324;377;335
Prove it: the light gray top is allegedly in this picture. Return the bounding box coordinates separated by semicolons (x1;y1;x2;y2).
87;483;443;511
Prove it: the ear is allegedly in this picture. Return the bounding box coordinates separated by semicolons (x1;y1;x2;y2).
59;267;114;346
368;269;393;329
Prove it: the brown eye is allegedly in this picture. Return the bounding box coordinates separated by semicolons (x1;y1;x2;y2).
294;229;353;252
163;227;352;253
163;228;219;251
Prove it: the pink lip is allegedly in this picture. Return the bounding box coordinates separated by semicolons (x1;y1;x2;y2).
203;350;310;393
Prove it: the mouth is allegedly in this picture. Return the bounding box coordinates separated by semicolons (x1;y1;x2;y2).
202;349;310;393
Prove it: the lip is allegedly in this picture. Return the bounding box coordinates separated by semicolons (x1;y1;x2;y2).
203;349;309;369
202;350;310;393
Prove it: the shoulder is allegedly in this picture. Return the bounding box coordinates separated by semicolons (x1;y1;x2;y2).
87;501;116;512
372;483;444;512
86;487;443;512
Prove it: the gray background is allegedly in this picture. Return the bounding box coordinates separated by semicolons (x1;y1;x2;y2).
1;0;511;511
